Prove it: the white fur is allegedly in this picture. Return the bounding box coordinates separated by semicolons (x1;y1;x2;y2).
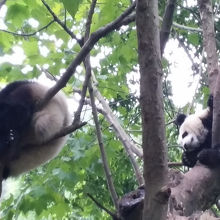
178;109;210;151
8;83;71;177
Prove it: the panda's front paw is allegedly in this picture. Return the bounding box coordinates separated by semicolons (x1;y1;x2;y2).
198;149;220;167
182;151;197;168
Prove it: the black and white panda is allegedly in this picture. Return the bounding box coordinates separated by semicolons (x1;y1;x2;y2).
0;80;71;179
175;95;217;167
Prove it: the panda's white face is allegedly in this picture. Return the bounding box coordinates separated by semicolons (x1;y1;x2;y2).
178;114;208;151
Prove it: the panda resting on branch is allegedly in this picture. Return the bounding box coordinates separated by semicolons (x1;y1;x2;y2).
176;95;220;168
0;80;71;179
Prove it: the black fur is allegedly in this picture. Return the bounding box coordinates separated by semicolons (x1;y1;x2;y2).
0;81;34;168
175;114;186;126
178;95;215;167
182;149;201;168
198;148;220;167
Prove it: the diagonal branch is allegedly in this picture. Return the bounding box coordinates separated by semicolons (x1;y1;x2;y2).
160;0;177;55
72;0;97;126
92;82;144;186
37;2;136;110
87;193;119;219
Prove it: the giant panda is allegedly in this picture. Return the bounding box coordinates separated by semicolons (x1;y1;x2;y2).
0;80;71;179
175;95;217;167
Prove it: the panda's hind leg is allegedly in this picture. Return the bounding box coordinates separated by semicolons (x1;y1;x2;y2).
33;111;64;143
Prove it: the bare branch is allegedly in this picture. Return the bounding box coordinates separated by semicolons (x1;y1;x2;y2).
89;81;119;210
160;0;177;55
84;0;97;41
51;122;87;140
72;0;97;126
0;20;55;37
87;193;119;219
21;122;87;150
119;12;202;33
168;162;182;167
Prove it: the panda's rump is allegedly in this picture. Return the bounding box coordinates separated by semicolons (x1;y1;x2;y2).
8;136;68;177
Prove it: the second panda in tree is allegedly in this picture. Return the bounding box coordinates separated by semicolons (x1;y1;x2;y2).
0;80;71;179
175;95;220;167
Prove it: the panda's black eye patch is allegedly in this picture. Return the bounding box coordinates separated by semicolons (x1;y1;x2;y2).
182;131;188;138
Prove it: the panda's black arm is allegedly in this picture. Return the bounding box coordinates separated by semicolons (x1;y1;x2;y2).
182;150;200;168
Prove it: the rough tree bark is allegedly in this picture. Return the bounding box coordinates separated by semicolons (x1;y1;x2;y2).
119;0;220;219
198;0;220;147
136;0;168;219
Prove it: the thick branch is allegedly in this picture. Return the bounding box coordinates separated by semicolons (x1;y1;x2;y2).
136;0;168;219
170;165;220;216
160;0;177;55
89;81;119;210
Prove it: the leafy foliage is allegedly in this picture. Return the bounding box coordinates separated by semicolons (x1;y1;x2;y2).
0;0;219;218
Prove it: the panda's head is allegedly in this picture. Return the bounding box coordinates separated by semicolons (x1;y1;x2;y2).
176;109;210;152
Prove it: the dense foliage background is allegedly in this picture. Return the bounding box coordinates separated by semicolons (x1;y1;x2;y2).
0;0;219;219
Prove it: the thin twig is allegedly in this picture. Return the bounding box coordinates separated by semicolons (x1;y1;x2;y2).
21;122;87;149
168;162;183;167
72;0;97;126
41;0;83;46
87;193;119;219
0;20;55;37
89;80;119;210
84;0;97;41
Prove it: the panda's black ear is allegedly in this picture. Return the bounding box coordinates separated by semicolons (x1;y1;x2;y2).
175;114;186;126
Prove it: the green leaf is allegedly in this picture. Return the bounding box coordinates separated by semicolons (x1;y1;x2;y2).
23;40;39;57
61;0;82;19
6;3;29;27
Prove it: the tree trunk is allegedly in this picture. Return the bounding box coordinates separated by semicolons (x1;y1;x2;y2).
136;0;168;219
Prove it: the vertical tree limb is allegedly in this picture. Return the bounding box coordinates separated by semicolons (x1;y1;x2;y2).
136;0;168;219
84;0;119;211
198;0;220;146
